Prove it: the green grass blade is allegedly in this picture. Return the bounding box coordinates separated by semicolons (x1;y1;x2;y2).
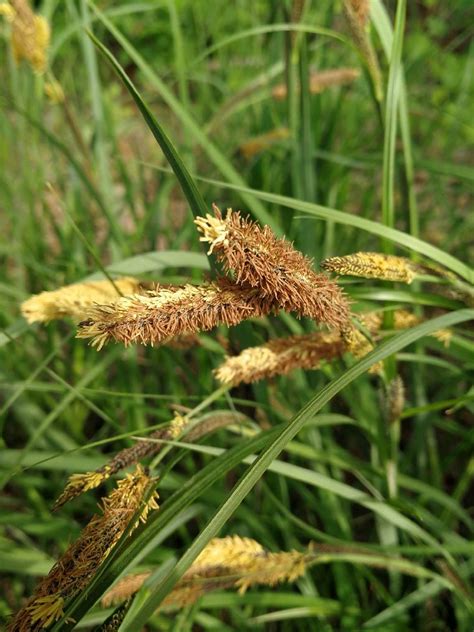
64;309;473;630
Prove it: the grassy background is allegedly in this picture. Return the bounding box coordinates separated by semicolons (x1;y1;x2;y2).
1;0;473;630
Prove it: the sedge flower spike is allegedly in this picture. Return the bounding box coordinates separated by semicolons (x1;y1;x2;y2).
322;252;423;284
8;466;158;632
195;206;350;328
215;330;344;385
21;277;144;323
77;279;275;349
4;0;50;73
103;536;310;609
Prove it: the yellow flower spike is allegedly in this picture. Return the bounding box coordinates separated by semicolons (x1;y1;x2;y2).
8;0;50;73
322;252;422;284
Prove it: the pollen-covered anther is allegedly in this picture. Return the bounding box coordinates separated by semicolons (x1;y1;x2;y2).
195;206;350;328
322;252;421;284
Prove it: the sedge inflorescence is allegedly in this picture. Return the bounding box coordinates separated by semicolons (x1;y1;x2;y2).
195;205;350;329
8;465;159;632
103;536;311;610
1;0;50;73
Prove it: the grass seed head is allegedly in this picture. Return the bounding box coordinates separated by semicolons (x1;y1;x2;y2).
215;330;344;385
21;277;144;323
195;206;350;328
272;68;360;99
8;0;50;73
322;252;422;284
77;279;275;349
9;466;158;631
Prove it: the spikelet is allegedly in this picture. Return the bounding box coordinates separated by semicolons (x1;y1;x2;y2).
0;3;15;19
54;412;240;509
239;127;290;159
103;536;310;610
97;599;133;631
342;0;383;102
272;68;360;100
385;375;405;423
21;277;144;324
322;252;422;284
7;0;50;73
77;278;274;350
215;330;344;385
195;206;350;328
8;465;158;632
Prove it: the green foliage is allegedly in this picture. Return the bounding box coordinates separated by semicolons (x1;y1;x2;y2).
0;1;473;630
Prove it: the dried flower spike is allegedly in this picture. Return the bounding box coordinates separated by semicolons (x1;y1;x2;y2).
8;465;158;632
215;330;344;385
21;277;144;324
195;206;350;328
77;278;274;350
322;252;422;284
6;0;50;73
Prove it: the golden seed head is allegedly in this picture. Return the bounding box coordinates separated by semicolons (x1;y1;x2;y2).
103;536;310;610
44;79;65;104
53;467;112;511
8;0;50;73
9;466;159;632
77;279;274;349
322;252;421;284
195;206;350;328
21;277;144;324
215;330;344;386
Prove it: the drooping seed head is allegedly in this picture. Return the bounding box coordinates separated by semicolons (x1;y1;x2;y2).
21;277;144;323
77;279;275;349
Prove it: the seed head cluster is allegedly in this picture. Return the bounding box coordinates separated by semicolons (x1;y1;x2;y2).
77;278;275;349
195;205;350;328
272;68;360;100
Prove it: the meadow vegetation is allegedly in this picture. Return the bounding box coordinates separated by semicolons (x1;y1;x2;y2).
0;1;473;630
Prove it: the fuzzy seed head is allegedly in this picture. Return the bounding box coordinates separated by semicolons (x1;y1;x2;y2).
21;277;144;324
215;330;344;385
322;252;421;284
8;0;50;73
77;279;274;349
195;206;350;328
272;68;360;100
9;466;158;631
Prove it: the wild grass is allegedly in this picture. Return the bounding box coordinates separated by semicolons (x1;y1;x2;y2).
1;1;473;630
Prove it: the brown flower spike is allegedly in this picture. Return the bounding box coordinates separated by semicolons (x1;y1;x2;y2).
8;465;158;632
77;278;274;349
215;330;344;385
195;206;350;328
